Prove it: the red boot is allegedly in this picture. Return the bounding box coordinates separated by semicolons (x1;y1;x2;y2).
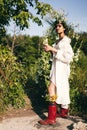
38;102;57;125
57;108;68;118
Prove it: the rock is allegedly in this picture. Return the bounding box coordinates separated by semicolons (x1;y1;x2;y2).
73;121;87;130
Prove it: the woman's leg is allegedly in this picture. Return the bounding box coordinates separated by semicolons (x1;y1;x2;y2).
38;81;57;125
48;81;56;97
57;104;69;118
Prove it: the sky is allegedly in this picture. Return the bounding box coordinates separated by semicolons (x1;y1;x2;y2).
7;0;87;36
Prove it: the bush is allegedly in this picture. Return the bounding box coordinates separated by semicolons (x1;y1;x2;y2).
0;45;27;112
70;51;87;116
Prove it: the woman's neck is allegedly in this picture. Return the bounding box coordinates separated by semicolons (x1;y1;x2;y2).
58;33;65;39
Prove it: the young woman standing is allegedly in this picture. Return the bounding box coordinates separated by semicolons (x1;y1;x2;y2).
39;20;74;125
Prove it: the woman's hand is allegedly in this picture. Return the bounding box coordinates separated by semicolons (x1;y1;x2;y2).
43;44;52;52
44;44;58;53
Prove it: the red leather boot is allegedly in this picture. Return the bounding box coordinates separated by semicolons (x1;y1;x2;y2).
38;102;57;125
57;108;68;118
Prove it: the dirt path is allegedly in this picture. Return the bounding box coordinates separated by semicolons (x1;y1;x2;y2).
0;115;74;130
0;108;87;130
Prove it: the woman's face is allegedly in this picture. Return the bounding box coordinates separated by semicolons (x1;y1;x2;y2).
56;23;65;34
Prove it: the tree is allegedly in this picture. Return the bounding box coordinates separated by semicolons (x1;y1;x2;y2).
0;0;52;39
79;32;87;55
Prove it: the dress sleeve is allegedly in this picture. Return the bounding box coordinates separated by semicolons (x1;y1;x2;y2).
54;39;74;64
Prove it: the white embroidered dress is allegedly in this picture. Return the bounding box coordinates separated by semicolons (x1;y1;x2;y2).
50;36;74;105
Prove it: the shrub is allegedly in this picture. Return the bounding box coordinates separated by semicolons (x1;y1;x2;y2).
70;50;87;116
0;45;27;112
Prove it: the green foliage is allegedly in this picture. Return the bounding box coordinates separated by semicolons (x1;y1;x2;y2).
0;45;27;112
35;2;52;18
28;50;51;107
0;0;52;40
70;51;87;115
36;50;51;87
79;32;87;55
13;35;42;65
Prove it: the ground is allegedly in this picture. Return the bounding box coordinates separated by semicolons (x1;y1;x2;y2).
0;107;87;130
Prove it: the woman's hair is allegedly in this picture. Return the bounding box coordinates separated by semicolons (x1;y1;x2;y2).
53;19;69;35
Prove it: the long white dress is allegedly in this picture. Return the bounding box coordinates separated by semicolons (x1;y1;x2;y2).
50;36;74;105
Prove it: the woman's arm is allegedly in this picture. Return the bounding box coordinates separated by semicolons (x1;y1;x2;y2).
44;44;57;53
54;41;74;64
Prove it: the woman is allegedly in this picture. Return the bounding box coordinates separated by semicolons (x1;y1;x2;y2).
39;20;74;125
